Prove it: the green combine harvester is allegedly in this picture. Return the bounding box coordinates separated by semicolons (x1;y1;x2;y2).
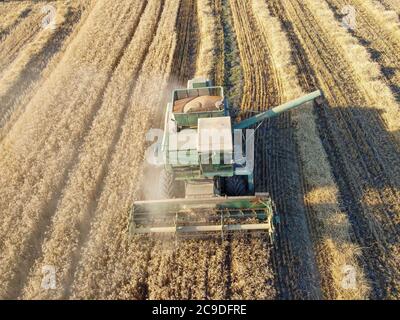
129;78;322;240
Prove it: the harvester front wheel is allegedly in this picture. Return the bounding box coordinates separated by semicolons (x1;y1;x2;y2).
225;176;247;196
159;169;176;199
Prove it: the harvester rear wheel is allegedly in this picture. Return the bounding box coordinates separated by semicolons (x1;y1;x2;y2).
159;168;176;199
225;175;247;196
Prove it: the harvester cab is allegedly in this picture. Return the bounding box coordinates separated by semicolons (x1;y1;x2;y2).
129;77;322;240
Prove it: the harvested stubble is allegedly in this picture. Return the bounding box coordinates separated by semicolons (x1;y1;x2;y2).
250;0;368;299
0;0;146;299
216;0;244;108
70;0;180;299
360;0;400;36
230;237;276;299
211;0;225;86
0;0;142;240
147;240;229;300
195;0;217;78
170;0;198;84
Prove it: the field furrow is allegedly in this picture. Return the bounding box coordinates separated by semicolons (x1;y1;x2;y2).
195;0;217;79
212;0;225;86
217;0;243;108
0;0;147;299
170;0;198;85
0;1;32;32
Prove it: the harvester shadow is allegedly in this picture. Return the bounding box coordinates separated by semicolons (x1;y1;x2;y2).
314;103;400;299
252;103;400;299
253;113;322;299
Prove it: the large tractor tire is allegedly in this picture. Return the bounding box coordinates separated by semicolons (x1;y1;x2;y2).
225;175;247;197
159;168;176;199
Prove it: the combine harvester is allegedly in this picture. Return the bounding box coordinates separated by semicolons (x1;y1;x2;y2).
129;78;322;240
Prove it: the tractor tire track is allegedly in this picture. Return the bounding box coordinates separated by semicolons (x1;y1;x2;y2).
218;0;243;108
170;0;198;85
212;0;225;86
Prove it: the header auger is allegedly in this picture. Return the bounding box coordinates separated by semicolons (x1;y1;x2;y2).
129;77;322;240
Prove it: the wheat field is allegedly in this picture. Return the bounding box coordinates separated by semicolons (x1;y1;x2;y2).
0;0;399;300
